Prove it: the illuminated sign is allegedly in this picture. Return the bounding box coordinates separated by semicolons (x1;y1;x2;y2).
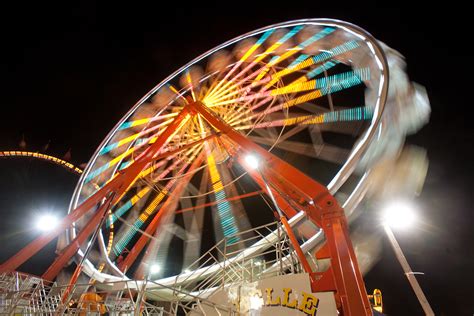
264;288;319;316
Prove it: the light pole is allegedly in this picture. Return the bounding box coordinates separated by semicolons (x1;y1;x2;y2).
382;201;434;316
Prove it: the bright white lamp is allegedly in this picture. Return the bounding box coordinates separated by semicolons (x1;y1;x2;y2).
382;201;417;229
244;154;260;170
36;214;59;232
149;264;161;274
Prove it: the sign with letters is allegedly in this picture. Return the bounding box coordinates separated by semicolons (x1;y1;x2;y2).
253;273;338;315
263;287;319;315
193;273;338;315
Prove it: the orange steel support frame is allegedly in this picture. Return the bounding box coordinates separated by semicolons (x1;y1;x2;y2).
0;106;191;276
189;101;373;316
0;101;372;315
42;195;112;281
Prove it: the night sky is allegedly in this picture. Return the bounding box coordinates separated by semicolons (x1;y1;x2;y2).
0;2;472;315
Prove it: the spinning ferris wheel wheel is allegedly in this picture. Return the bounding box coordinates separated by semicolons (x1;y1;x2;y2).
1;18;430;315
68;19;386;278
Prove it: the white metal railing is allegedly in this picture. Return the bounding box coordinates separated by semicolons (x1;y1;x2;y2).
0;221;304;315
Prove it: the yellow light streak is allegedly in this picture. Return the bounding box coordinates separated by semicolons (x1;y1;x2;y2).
0;151;83;174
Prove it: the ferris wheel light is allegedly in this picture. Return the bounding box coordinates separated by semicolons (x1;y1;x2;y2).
149;264;161;275
244;154;260;170
382;201;417;229
36;214;59;232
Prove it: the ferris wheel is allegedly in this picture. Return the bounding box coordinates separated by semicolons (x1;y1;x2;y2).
68;18;388;282
1;19;396;315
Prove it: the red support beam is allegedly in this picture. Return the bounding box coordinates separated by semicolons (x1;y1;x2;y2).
217;133;299;218
42;196;112;281
280;216;314;277
0;106;191;274
190;101;372;316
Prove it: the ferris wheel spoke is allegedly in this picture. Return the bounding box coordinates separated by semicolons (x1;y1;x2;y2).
112;147;202;258
278;124;308;143
138;217;175;279
206;59;338;107
207;26;304;102
122;151;205;276
87;112;200;184
206;67;368;109
203;73;270;106
205;141;240;244
216;161;252;233
251;123;279;139
127;136;211;185
119;145;202;205
206;29;275;101
107;186;152;228
253;25;303;63
86;130;174;184
253;27;336;82
86;127;199;186
184;70;198;101
176;190;262;215
180;189;203;268
118;111;179;132
207;25;306;102
273;81;367;115
265;40;361;89
236;106;372;131
297;59;341;83
181;170;209;267
249;135;350;164
294;103;367;136
225;104;253;126
167;84;189;104
135;198;180;279
139;164;216;278
204;61;269;106
295;102;341;114
147;145;203;187
85;146;140;184
99;118;175;156
269;68;370;96
222;95;273;128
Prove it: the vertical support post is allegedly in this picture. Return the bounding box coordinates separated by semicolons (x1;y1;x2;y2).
384;224;434;316
319;214;373;315
280;216;314;278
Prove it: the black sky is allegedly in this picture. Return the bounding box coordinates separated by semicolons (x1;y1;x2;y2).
0;2;473;315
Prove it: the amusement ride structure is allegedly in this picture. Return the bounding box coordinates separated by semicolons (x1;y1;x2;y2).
0;19;430;315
